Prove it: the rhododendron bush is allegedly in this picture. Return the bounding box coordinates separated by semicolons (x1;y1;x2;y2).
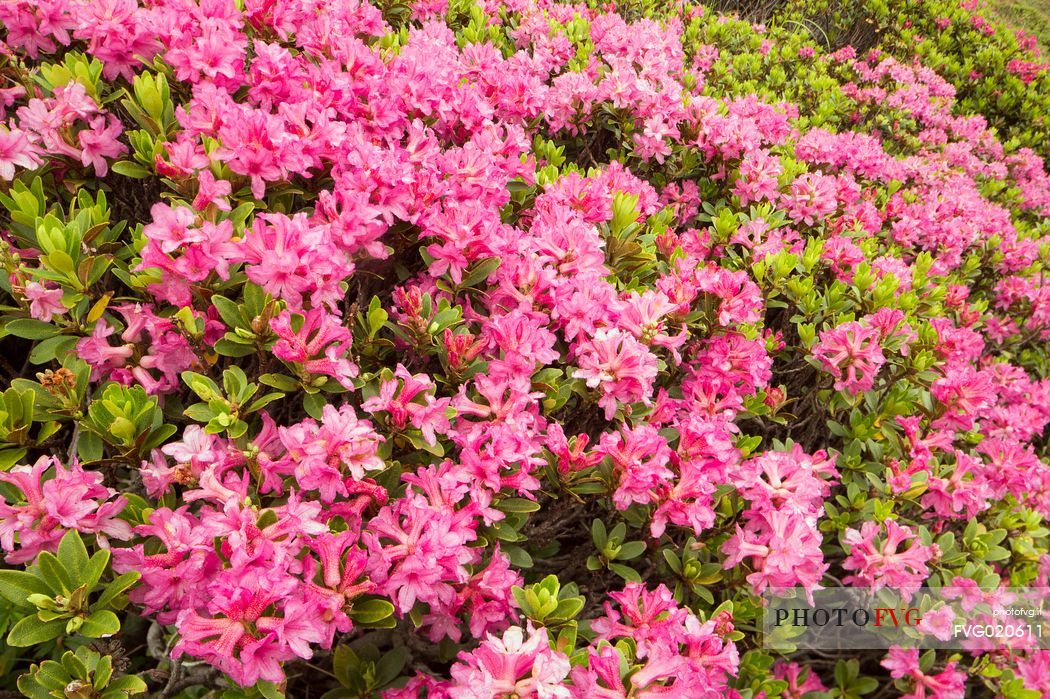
0;0;1048;695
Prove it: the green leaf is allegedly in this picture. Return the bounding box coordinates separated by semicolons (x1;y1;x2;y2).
459;258;501;288
5;319;60;340
255;681;284;699
7;616;66;646
303;392;326;420
348;598;395;624
984;546;1011;562
79;609;120;638
228;202;256;230
142;423;177;451
183;403;217;422
609;563;641;582
615;541;647;561
57;531;89;577
223;366;249;398
29;335;78;365
29;659;68;690
497;498;541;513
37;552;73;593
247;392;285;413
662;549;682;574
18;674;55;699
94;654;113;688
374;647;409;688
104;675;148;695
215;339;256;357
503;545;533;568
95;572;138;609
553;597;584;619
78;545;110;591
211;296;245;328
110;161;151;179
78;430;104;462
332;645;357;686
181;372;222;401
571;478;604;495
367;305;388;337
260;374;301;392
853;677;879;695
0;570;50;606
835;659;858;687
0;447;27;469
591;519;607;548
63;649;89;678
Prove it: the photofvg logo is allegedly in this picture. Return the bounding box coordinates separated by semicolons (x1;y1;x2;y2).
761;587;1050;651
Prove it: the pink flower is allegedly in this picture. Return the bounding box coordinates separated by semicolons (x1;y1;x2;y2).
812;321;886;394
484;310;561;369
916;605;956;642
588;583;738;693
157;136;209;177
881;647;966;699
363;488;477;617
192;169;233;211
1015;651;1050;696
722;509;828;598
302;533;374;644
142;203;198;254
77;114;126;176
214;109;304;199
931;366;995;431
569;645;629;698
172;574;298;687
275;404;385;500
271;308;358;389
168;27;247;90
843;520;935;600
921;451;992;519
617;290;688;359
3;0;1050;690
733;149;782;205
0;456;131;564
773;661;827;699
22;281;66;322
240;213;353;309
448;625;571;699
574;329;659;419
598;424;674;510
362;364;451;447
0;126;40;179
785;172;838;225
730;445;838;518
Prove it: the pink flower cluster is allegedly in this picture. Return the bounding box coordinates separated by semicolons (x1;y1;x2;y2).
843;520;936;601
723;445;837;598
0;83;125;179
418;582;740;698
812;321;887;395
882;647;966;699
77;304;199;394
0;456;131;564
0;0;1048;693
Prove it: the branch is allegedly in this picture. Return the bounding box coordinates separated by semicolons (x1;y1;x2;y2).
146;622;166;661
66;423;80;462
157;666;223;698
